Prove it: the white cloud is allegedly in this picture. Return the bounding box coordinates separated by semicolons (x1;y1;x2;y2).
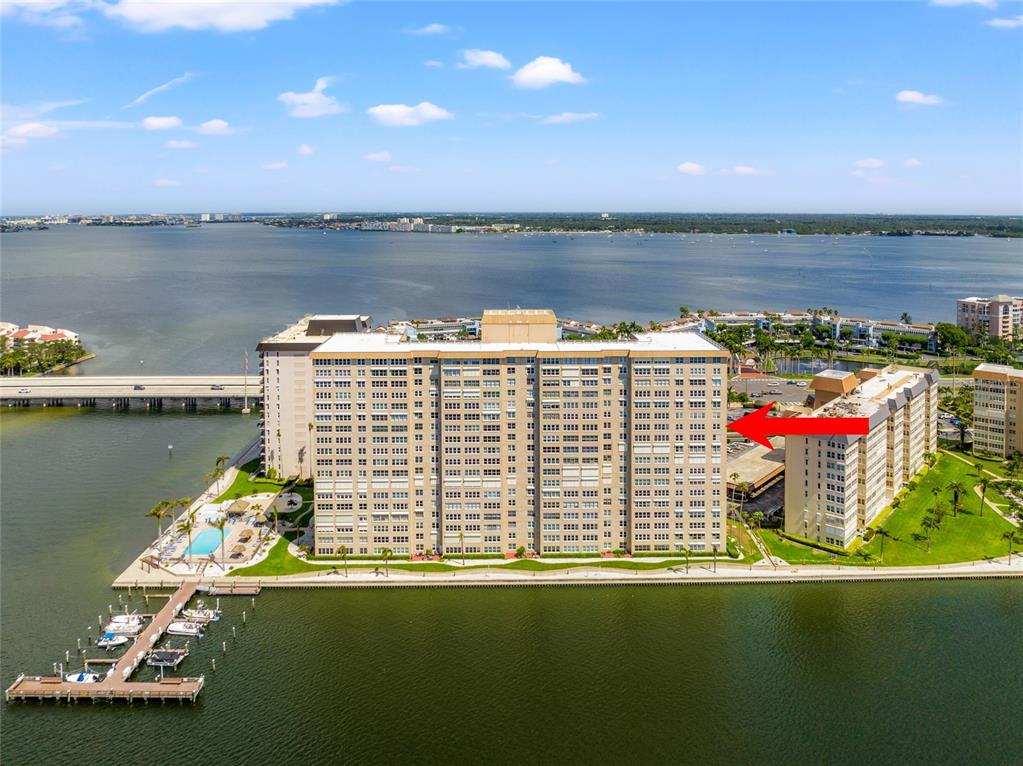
677;161;707;176
540;111;599;124
457;49;511;70
930;0;996;7
122;72;195;109
511;56;586;89
987;15;1023;27
895;89;944;105
904;158;923;167
297;143;314;156
405;22;448;35
196;118;234;135
1;99;87;123
729;165;771;176
389;164;417;173
105;0;336;32
164;139;198;149
424;60;444;68
7;122;61;139
153;178;180;188
367;102;453;127
263;162;288;171
278;77;345;118
855;157;885;168
142;115;182;130
365;150;392;162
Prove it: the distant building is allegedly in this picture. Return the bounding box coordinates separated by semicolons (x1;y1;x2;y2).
783;365;938;548
0;322;80;347
957;295;1023;341
323;214;335;221
972;363;1023;457
200;213;211;222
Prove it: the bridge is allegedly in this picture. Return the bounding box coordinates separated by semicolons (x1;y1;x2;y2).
1;375;259;409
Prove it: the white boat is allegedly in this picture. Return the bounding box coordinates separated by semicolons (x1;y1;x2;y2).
96;632;131;649
166;621;204;637
182;608;220;623
108;614;143;625
65;672;101;683
103;622;142;636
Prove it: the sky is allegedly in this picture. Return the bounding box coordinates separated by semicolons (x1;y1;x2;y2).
1;0;1021;215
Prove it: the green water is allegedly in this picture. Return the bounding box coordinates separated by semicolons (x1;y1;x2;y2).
2;226;1022;764
2;411;1021;764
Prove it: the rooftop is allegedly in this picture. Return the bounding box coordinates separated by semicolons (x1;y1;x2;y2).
312;330;724;355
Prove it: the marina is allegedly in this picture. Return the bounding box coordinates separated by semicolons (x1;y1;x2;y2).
4;581;208;704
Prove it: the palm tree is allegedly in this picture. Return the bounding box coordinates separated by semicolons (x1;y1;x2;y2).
381;547;393;577
145;500;170;545
875;527;893;562
930;486;943;510
946;481;966;517
307;421;314;480
458;530;466;566
978;477;990;517
901;312;912;324
680;545;690;573
339;545;349;577
751;511;765;530
920;515;939;553
1001;529;1020;563
212;517;228;567
711;544;718;573
177;518;194;568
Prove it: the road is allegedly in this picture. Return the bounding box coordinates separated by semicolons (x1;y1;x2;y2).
1;375;257;402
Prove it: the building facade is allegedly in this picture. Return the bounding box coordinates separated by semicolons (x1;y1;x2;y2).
972;363;1023;458
257;315;373;480
783;365;939;548
261;309;729;557
957;295;1023;341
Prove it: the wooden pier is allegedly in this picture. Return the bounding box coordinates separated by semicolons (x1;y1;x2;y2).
5;581;205;704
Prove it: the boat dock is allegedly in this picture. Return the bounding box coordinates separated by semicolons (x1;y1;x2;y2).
5;581;204;704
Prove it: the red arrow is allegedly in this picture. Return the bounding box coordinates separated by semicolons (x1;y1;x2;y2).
727;402;870;448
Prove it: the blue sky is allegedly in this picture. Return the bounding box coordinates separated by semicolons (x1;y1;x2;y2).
2;1;1021;215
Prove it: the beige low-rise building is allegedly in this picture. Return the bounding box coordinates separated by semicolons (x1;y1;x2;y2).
260;309;729;557
972;363;1023;458
784;365;939;548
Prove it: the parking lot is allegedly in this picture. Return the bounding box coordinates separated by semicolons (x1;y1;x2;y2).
730;375;809;404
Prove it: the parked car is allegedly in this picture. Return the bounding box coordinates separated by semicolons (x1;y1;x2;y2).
211;384;224;391
796;381;808;387
17;387;30;394
133;384;146;391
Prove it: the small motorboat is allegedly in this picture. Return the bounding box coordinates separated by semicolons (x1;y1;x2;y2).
166;621;204;637
182;603;221;622
65;671;101;683
103;622;142;636
96;632;131;650
108;613;142;624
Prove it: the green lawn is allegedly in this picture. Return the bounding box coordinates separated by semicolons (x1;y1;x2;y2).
759;530;839;565
215;460;287;503
858;454;1018;565
230;539;744;578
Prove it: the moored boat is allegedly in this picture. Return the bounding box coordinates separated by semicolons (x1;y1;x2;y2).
167;621;204;637
65;671;101;683
96;632;131;649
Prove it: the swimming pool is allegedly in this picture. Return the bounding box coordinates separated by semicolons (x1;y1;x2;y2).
185;528;222;557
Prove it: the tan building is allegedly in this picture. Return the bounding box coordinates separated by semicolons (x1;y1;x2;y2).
972;363;1023;458
257;315;373;479
261;309;729;557
957;295;1023;341
784;365;939;548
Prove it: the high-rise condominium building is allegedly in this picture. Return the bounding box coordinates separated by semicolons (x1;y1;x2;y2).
257;314;373;480
784;365;938;548
956;295;1023;341
259;309;729;557
972;363;1023;458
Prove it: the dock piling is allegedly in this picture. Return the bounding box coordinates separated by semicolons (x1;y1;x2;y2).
211;658;216;672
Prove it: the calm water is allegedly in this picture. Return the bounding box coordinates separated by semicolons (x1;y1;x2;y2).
2;226;1022;765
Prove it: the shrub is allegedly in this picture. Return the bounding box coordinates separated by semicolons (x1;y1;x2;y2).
779;531;850;557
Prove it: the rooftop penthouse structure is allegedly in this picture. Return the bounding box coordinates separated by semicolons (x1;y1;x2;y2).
972;363;1023;458
259;309;729;557
783;365;939;549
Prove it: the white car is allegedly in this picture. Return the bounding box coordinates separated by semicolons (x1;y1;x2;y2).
17;387;30;394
